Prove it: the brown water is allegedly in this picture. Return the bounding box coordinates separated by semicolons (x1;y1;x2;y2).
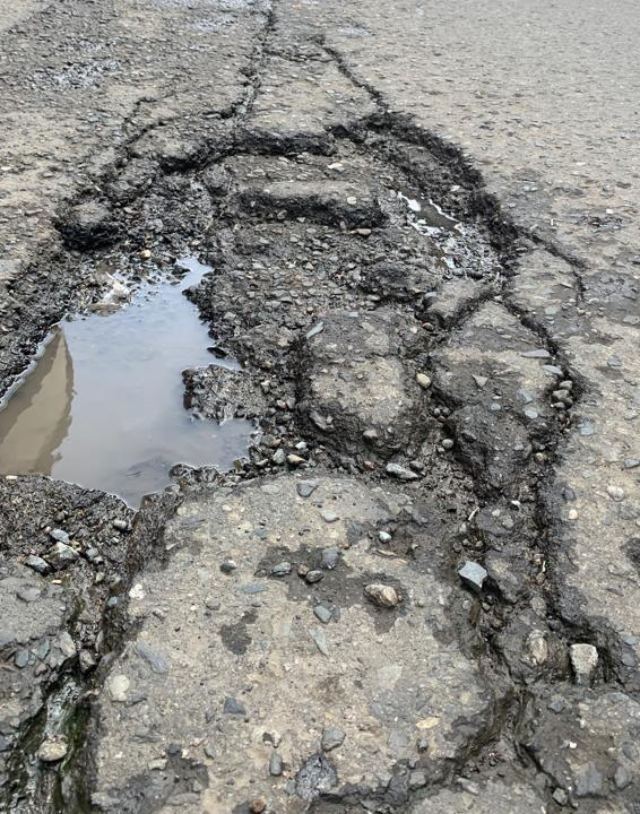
0;257;254;506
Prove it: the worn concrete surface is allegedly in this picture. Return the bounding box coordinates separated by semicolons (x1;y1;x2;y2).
1;0;639;812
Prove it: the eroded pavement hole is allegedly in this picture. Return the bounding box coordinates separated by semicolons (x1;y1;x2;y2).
0;256;254;506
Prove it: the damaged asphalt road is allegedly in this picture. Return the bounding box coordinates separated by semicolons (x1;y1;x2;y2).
1;0;640;812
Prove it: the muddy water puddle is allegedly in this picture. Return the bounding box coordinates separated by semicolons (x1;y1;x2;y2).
0;257;253;506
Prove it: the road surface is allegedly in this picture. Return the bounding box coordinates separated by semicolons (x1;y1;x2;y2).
1;1;639;811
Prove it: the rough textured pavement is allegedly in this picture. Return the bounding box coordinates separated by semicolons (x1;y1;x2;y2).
1;1;639;812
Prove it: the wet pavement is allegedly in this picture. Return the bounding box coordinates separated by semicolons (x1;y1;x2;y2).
1;1;639;813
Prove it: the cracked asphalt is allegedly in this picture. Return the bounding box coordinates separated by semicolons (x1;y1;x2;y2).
1;1;639;812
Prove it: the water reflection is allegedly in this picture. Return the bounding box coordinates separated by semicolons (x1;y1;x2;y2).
0;330;73;475
0;258;253;506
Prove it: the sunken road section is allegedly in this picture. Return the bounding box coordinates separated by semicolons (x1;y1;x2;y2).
1;5;639;814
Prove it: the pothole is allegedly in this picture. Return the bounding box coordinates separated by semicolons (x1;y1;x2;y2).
0;256;254;506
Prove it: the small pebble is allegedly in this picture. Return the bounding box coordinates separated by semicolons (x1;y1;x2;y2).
271;561;292;577
527;630;548;666
570;643;598;685
269;751;283;776
108;674;130;703
321;727;345;751
320;547;340;570
364;583;400;608
24;555;50;574
47;542;78;569
385;462;419;481
310;627;329;656
313;605;333;624
409;770;427;789
297;480;318;498
38;738;68;763
458;560;487;592
607;484;625;501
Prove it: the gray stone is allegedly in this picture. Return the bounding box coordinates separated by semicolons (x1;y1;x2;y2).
295;753;338;802
239;582;267;594
47;542;78;569
458;560;487;592
223;697;246;715
38;738;68;763
310;627;329;656
320;547;340;570
548;696;566;713
321;727;345;751
107;674;130;702
24;555;50;574
57;631;76;658
269;751;283;776
306;321;324;340
570;643;598;685
385;462;419;481
271;561;292;577
409;770;427;789
574;761;603;797
79;649;97;672
320;510;339;523
297;480;319;498
614;764;631;790
49;528;70;544
313;605;333;624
